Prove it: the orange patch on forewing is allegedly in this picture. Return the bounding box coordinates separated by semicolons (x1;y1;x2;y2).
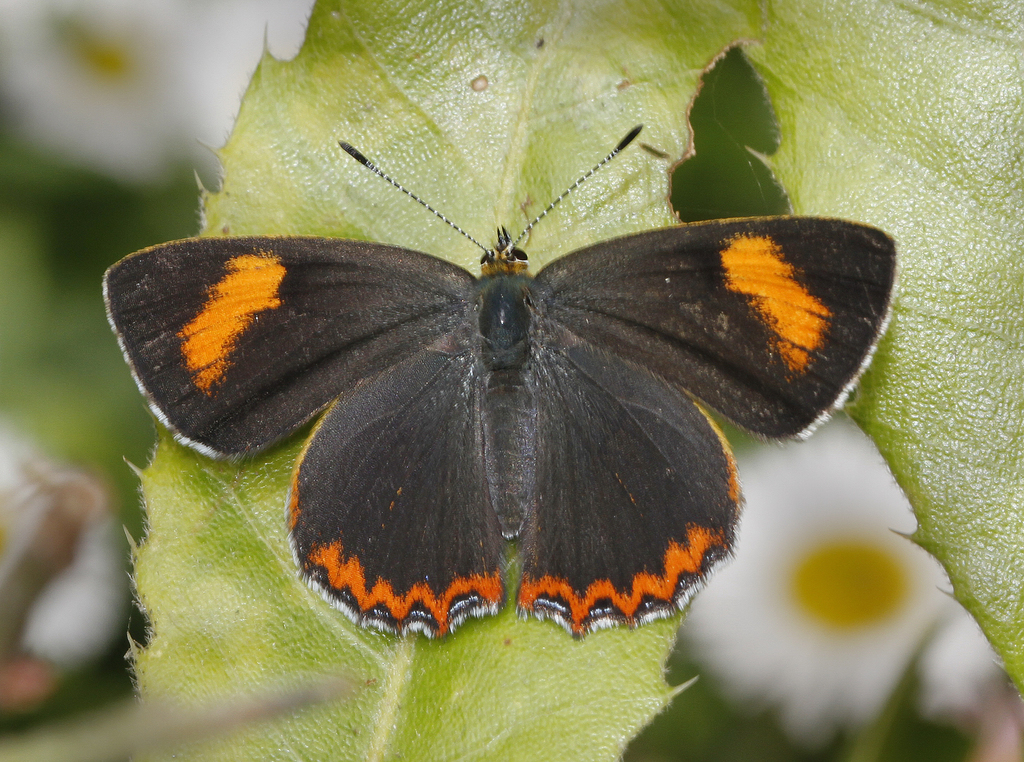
518;525;725;634
178;252;286;394
307;541;504;635
720;235;831;373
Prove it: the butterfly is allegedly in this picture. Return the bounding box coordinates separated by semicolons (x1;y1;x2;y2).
104;126;896;637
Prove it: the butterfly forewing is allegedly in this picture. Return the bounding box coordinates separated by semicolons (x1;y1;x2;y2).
534;217;896;438
104;236;477;455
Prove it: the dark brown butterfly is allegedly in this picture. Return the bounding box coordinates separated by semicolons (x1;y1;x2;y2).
104;126;895;636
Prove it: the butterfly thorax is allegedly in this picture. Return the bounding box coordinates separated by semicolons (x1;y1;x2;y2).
478;274;533;371
478;228;533;372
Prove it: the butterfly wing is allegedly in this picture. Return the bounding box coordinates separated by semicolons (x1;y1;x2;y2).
517;339;738;635
533;217;896;438
289;346;506;637
104;236;477;455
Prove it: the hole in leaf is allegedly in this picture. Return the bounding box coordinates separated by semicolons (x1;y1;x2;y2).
672;46;790;222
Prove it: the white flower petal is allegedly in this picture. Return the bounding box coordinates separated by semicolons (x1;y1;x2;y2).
919;605;1003;721
21;517;125;666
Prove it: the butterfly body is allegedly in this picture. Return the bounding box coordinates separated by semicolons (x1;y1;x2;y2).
477;270;537;539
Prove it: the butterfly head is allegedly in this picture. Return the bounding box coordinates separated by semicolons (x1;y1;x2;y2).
481;226;529;276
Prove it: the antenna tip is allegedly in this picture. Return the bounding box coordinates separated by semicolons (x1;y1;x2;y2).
339;141;372;167
617;125;643;152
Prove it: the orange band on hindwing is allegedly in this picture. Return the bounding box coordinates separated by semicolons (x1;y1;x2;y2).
307;540;504;636
517;525;726;634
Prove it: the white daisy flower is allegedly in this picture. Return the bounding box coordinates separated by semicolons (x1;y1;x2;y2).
683;418;1002;746
0;0;313;182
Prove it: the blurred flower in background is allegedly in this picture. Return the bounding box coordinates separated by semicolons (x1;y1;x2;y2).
0;422;119;712
0;0;314;183
682;418;1011;750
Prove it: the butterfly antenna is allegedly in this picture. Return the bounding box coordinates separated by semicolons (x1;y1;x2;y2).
339;141;490;254
510;125;642;250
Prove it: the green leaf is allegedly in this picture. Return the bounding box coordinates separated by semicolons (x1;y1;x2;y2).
747;1;1024;686
133;1;762;760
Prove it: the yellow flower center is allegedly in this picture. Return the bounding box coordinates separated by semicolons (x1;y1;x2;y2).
60;20;134;79
791;540;908;630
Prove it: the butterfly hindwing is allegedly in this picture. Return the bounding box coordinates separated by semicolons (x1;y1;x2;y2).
289;345;507;637
534;217;896;438
103;236;477;455
516;339;739;635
